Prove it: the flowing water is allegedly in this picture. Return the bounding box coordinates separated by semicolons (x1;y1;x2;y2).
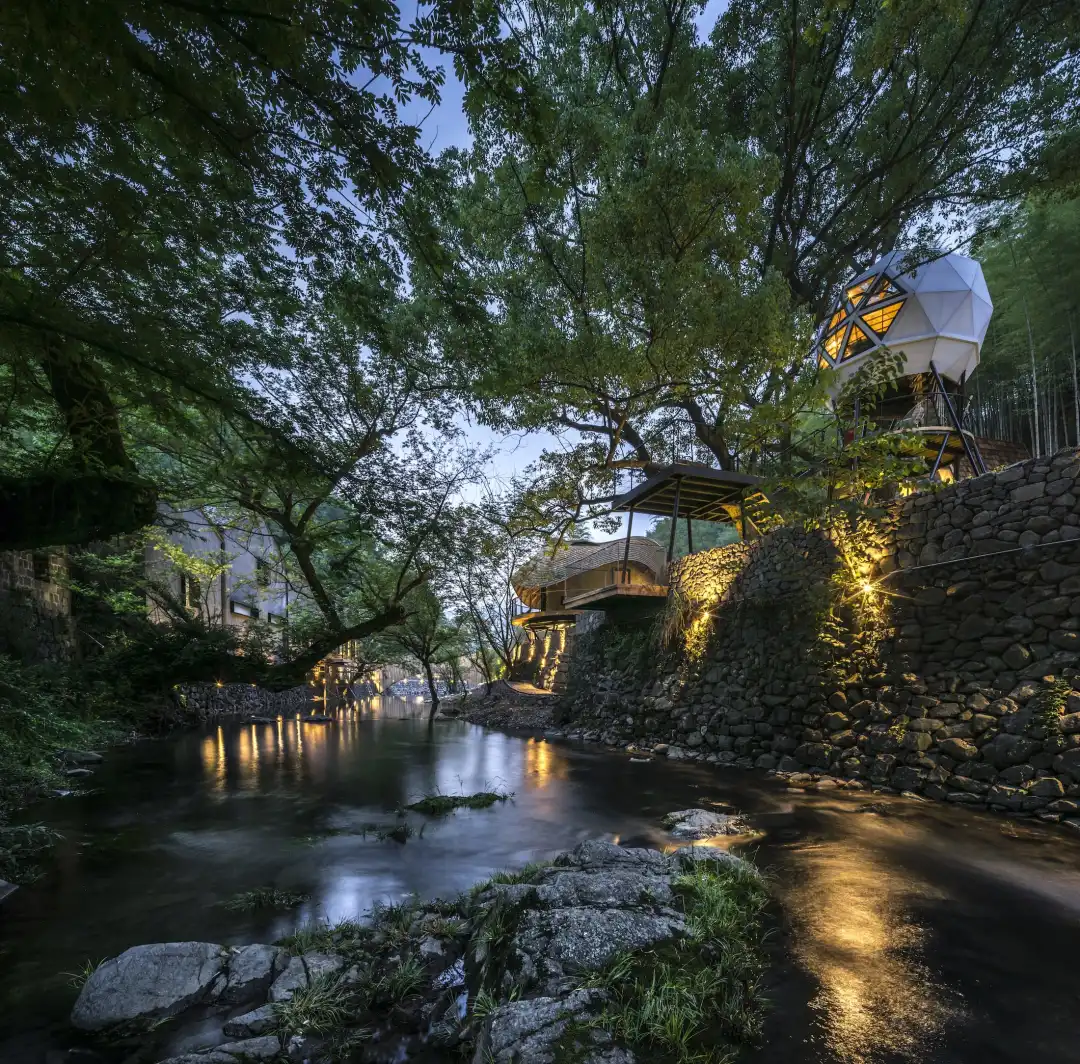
3;697;1080;1063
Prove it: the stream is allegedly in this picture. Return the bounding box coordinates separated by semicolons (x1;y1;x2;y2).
3;696;1080;1063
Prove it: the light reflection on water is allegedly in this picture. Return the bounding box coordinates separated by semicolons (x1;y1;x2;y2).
4;697;1080;1064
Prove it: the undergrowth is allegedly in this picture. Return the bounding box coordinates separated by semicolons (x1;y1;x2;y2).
578;858;770;1064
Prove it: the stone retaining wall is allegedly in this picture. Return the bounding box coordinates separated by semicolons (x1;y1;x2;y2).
174;682;311;722
0;549;75;662
560;448;1080;821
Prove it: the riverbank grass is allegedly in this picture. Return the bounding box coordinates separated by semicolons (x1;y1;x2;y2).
407;789;512;815
222;887;309;912
578;859;770;1064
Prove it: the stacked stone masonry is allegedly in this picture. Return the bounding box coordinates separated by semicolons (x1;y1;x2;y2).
174;682;311;722
561;448;1080;820
0;549;75;662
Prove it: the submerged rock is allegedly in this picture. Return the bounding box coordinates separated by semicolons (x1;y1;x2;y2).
662;807;754;839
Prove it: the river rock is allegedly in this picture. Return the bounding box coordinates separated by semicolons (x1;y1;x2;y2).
222;945;283;1003
72;942;226;1032
472;988;630;1064
222;1004;277;1039
60;750;103;765
267;952;344;1002
209;1036;283;1060
662;807;752;839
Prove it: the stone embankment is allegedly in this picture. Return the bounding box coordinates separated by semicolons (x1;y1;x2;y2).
65;841;765;1064
559;449;1080;823
442;681;556;732
173;683;310;724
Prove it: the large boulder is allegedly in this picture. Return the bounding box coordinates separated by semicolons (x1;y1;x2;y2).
72;942;226;1032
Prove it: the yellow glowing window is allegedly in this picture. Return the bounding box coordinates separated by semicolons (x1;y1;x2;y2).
824;324;848;359
818;355;831;370
866;278;901;306
861;300;903;337
829;309;846;330
842;324;875;360
845;278;875;306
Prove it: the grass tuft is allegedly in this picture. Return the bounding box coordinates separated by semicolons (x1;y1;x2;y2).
579;859;769;1064
222;887;308;912
278;917;366;956
273;973;350;1037
63;957;105;990
374;955;426;1002
0;823;62;884
407;790;512;816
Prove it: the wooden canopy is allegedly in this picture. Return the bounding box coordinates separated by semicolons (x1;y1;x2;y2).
610;464;763;524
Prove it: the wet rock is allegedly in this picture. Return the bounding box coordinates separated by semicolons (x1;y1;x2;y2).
211;1036;283;1060
222;1004;277;1039
60;750;103;765
472;988;618;1064
72;942;226;1032
267;956;308;1003
222;945;284;1004
419;935;445;957
661;808;753;840
267;953;343;1002
514;906;685;992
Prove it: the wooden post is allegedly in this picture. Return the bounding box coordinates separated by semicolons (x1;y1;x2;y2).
738;492;747;542
666;477;683;566
621;506;634;584
686;516;694;554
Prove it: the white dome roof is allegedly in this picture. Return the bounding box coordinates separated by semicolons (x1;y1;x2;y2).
814;251;993;398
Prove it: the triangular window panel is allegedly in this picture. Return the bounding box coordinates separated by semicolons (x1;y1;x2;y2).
861;299;904;337
824;323;850;361
829;308;847;331
818;355;831;371
845;278;875;307
842;324;876;360
865;277;902;306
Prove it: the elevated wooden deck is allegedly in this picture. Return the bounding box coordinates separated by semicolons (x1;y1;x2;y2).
562;583;669;610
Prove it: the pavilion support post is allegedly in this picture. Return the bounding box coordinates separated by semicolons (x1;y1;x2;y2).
686;516;693;555
666;477;683;568
930;431;951;480
621;506;634;584
738;493;747;542
930;360;986;475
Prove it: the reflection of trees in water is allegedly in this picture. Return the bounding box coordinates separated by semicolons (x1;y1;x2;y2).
780;815;960;1063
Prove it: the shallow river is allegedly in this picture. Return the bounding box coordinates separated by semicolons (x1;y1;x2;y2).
4;697;1080;1064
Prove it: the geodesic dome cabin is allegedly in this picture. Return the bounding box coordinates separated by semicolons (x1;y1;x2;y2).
813;251;994;476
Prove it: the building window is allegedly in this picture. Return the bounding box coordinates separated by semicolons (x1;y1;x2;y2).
255;557;270;589
230;600;258;619
32;551;51;583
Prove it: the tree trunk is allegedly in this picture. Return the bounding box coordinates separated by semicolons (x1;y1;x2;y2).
424;660;440;720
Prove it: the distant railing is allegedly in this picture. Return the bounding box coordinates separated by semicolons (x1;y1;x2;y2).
515;536;668;593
